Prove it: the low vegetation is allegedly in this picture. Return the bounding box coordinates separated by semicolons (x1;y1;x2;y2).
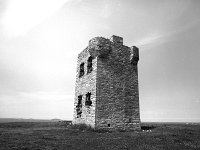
0;121;200;150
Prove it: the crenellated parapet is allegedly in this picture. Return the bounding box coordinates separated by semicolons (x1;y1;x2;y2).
88;35;124;58
88;35;139;65
110;35;123;46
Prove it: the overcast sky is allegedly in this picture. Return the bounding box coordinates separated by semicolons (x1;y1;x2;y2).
0;0;200;122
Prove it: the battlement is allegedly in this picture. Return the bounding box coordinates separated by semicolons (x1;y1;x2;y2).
110;35;123;45
88;37;111;58
130;46;139;65
88;35;138;61
88;35;123;47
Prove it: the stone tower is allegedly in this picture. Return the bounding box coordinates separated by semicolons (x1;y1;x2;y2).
73;35;140;130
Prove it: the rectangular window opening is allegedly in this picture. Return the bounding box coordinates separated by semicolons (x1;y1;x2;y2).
76;95;82;118
85;92;92;106
79;63;84;77
87;56;93;74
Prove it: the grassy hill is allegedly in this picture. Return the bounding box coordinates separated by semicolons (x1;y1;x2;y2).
0;118;63;123
0;121;200;150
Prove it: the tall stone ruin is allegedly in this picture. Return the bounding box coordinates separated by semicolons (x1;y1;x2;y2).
72;35;140;130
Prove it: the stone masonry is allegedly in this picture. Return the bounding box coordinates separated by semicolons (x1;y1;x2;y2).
72;35;140;130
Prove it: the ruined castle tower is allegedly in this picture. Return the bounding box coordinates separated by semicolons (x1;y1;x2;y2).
72;35;140;130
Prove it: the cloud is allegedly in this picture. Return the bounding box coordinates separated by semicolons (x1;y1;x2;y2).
0;90;74;119
133;18;200;48
134;34;162;47
100;0;121;18
100;3;110;18
1;0;73;37
18;90;74;101
195;99;200;103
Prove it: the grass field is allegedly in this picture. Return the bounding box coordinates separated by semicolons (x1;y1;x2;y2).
0;121;200;150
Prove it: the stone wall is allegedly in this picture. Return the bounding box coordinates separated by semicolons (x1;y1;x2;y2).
95;36;140;130
72;48;97;127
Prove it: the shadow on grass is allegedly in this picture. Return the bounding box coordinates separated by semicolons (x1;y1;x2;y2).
141;125;156;130
69;123;114;133
69;123;149;133
69;123;93;131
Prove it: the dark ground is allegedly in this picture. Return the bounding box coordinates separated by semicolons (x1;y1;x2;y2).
0;121;200;150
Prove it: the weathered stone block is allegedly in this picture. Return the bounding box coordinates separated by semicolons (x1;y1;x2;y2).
130;46;139;65
88;37;111;58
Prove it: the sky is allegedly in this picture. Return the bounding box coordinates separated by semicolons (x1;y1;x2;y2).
0;0;200;122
